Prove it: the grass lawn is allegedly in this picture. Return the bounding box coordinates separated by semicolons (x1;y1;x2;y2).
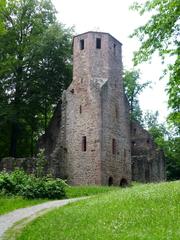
0;196;47;215
0;185;117;216
65;185;119;198
16;181;180;240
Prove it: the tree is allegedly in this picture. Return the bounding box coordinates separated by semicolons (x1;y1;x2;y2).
0;0;73;158
130;0;180;132
143;110;180;180
123;69;150;123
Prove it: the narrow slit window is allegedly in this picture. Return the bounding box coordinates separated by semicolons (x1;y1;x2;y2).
82;136;87;151
124;149;126;159
80;39;84;50
112;138;116;155
96;38;101;49
113;43;116;55
80;105;82;114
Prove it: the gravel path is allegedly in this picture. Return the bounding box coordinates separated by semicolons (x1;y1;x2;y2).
0;198;83;239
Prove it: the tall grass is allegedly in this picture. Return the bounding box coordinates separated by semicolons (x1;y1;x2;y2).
16;181;180;240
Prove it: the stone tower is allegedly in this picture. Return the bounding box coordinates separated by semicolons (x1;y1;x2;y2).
57;31;131;185
1;31;165;185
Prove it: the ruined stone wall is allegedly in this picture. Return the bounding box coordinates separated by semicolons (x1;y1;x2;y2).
63;32;105;185
38;102;61;157
131;121;166;182
0;157;36;173
100;35;131;186
49;95;68;178
37;32;132;185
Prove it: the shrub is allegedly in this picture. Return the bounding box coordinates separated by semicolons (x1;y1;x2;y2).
0;170;67;199
0;171;15;194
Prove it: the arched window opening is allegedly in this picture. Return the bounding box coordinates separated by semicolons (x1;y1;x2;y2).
108;176;113;186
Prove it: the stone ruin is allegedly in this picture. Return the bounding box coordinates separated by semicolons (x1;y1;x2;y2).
0;32;166;185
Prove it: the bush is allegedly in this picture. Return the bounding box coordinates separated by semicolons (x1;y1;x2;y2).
0;170;67;199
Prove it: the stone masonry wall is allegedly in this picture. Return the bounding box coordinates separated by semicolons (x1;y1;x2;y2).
1;31;165;186
0;157;36;174
100;34;131;185
131;121;166;182
64;32;104;185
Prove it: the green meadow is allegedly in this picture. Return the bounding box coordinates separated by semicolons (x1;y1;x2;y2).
15;181;180;240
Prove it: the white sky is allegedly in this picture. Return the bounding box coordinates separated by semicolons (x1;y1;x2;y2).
52;0;169;122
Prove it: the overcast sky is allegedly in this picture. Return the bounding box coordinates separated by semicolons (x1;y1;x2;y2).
52;0;168;122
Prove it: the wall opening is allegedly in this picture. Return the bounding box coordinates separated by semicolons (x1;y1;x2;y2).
82;136;87;151
112;138;116;154
132;141;136;147
108;176;113;186
120;178;128;187
80;39;84;50
80;105;82;114
124;149;126;160
96;38;101;49
113;43;116;55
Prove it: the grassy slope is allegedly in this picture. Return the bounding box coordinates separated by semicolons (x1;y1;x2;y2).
17;181;180;240
0;196;46;215
65;185;118;198
0;185;116;215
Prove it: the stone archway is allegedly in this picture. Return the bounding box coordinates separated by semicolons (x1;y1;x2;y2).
108;176;113;186
120;178;128;187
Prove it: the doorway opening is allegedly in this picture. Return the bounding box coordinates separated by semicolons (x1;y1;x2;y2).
108;176;113;186
120;178;128;187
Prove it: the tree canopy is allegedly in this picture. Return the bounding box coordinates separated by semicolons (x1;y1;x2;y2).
0;0;73;158
123;69;150;123
143;111;180;180
130;0;180;132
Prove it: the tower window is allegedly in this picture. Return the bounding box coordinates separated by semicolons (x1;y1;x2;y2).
112;138;116;154
113;43;116;55
80;39;84;50
96;38;101;49
124;149;127;159
80;105;82;114
82;136;87;151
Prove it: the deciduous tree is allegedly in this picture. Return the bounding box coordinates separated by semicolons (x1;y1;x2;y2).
123;69;150;123
130;0;180;132
0;0;73;157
